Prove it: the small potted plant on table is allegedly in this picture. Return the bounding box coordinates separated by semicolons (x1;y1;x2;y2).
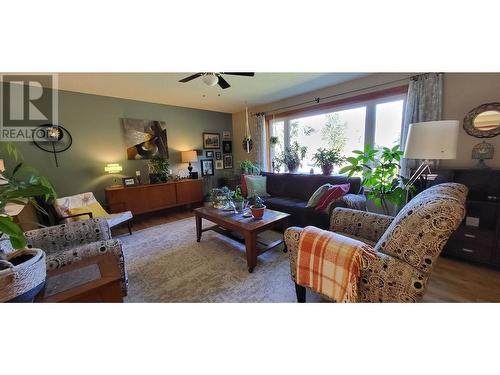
250;196;266;219
312;147;346;175
232;185;245;213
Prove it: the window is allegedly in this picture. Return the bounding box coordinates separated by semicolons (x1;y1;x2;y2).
267;88;406;173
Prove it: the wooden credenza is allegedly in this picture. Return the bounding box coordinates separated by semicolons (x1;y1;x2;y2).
105;179;203;215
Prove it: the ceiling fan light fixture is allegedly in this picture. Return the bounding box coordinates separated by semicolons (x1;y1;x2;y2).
202;73;219;87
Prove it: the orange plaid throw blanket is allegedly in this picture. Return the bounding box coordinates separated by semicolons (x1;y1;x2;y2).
297;226;376;302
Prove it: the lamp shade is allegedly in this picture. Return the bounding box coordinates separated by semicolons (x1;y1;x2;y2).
181;150;198;163
404;120;459;160
104;163;123;174
0;159;4;172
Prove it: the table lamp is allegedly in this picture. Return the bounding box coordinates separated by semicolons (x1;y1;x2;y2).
404;120;459;196
181;150;198;178
104;163;123;186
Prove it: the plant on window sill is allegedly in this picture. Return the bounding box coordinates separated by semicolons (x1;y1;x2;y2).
274;141;307;173
312;148;346;175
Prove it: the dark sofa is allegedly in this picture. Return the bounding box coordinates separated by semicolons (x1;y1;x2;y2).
261;172;366;229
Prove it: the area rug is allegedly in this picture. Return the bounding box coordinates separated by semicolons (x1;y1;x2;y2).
118;217;304;302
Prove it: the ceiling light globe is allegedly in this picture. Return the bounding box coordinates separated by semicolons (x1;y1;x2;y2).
202;74;219;87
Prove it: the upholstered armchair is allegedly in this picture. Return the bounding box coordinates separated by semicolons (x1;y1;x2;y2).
24;218;128;296
284;183;468;302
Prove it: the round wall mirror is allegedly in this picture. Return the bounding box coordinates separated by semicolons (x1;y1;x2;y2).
464;102;500;138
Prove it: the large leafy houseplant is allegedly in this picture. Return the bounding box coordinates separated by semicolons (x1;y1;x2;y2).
274;141;307;173
240;160;261;175
0;150;56;251
312;148;346;175
148;155;170;183
339;144;410;215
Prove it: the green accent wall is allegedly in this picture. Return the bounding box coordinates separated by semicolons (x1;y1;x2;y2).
1;88;233;202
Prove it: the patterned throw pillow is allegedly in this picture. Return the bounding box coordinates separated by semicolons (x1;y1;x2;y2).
245;175;270;198
306;183;332;208
315;183;350;213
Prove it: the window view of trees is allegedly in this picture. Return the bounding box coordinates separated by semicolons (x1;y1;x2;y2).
269;96;404;174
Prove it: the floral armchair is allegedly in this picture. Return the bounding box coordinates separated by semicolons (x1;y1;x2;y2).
24;218;128;296
284;183;468;302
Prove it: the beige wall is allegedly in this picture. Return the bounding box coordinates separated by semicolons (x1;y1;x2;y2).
232;72;500;170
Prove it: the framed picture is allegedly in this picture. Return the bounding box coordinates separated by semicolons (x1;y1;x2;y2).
205;150;214;158
223;155;233;169
122;177;137;187
122;118;168;160
215;151;222;160
201;159;215;176
222;140;232;154
203;132;221;149
215;160;224;170
222;131;231;139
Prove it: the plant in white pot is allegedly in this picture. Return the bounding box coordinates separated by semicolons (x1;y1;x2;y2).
0;147;56;302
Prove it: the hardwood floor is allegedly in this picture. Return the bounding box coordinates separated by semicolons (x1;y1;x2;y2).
115;208;500;302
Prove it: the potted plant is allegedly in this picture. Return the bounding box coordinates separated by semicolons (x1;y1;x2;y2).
312;148;346;175
210;186;233;209
240;160;261;175
148;155;170;183
0;146;57;302
250;196;266;219
232;185;246;213
339;144;413;215
274;141;307;173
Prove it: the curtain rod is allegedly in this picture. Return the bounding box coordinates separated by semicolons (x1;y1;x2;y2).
251;73;438;117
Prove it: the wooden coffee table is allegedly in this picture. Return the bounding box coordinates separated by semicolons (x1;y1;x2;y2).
194;206;290;273
35;254;123;303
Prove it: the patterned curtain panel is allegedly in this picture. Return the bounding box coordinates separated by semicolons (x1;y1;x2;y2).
254;114;268;171
400;73;443;177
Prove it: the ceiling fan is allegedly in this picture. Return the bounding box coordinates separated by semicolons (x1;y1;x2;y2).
178;72;255;89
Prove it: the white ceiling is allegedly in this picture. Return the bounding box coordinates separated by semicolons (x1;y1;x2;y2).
56;73;368;113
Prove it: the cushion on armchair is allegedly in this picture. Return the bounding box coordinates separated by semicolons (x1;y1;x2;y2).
68;202;109;220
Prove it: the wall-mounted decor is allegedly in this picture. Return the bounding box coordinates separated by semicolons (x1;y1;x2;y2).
203;132;220;149
122;177;137;187
32;124;73;167
215;151;222;160
472;141;494;168
222;140;232;154
463;102;500;138
215;160;224;170
201;159;215;176
205;151;214;158
243;106;253;153
223;131;231;139
223;155;233;169
122;118;168;160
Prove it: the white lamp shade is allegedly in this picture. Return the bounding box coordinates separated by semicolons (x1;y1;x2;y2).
104;163;123;174
202;74;219;87
0;159;4;172
404;120;459;160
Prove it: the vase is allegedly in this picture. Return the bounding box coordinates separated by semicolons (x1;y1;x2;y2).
287;165;299;173
0;248;46;302
321;164;334;175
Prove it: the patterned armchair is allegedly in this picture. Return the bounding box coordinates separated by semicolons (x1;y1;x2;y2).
284;183;468;302
24;218;128;296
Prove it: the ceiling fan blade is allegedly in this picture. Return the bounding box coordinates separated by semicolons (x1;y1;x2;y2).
221;72;255;77
218;76;231;89
179;73;204;83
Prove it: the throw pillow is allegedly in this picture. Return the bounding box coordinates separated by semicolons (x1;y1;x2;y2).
68;202;109;221
315;183;350;213
306;183;332;208
245;175;270;198
240;174;248;197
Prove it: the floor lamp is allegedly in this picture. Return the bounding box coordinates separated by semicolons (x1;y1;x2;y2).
403;120;459;200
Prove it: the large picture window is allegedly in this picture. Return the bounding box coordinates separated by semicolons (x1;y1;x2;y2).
268;88;406;173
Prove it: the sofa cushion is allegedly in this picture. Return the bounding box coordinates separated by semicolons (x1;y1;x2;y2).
264;196;307;217
316;184;350;212
306;183;331;208
245;175;270;198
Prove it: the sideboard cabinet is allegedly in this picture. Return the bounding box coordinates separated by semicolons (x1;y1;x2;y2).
429;169;500;267
105;179;203;215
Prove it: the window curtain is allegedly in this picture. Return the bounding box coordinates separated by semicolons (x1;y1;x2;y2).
400;73;443;177
254;114;268;171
